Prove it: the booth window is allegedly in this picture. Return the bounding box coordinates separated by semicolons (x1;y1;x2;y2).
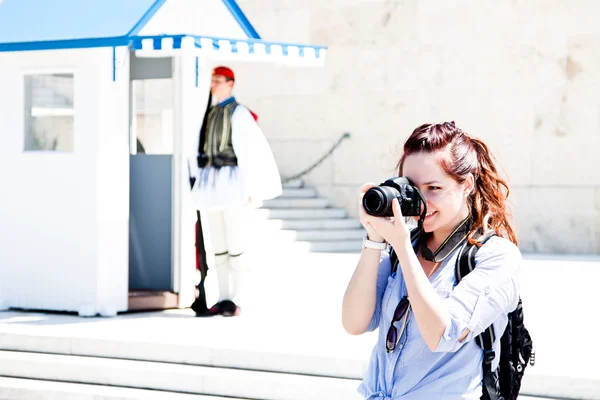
24;74;74;152
133;78;174;155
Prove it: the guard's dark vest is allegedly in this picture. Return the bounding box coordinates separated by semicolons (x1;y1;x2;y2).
197;98;239;168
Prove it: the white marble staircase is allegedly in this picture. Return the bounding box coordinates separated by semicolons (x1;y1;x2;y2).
0;376;250;400
256;180;363;253
0;350;360;400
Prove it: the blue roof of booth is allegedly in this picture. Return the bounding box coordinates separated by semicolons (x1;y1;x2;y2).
0;0;163;44
0;0;261;51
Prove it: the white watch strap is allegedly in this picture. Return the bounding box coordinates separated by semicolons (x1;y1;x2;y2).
363;234;387;250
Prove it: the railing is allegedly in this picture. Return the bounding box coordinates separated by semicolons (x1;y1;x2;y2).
281;132;351;184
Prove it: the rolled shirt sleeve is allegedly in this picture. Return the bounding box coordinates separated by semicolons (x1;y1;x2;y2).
434;237;521;352
366;250;393;332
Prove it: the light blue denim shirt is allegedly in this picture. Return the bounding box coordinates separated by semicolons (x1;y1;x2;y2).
358;236;521;400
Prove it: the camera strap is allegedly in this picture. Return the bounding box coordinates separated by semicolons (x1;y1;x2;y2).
420;217;473;262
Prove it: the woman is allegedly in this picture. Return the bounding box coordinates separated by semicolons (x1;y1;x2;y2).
342;122;521;399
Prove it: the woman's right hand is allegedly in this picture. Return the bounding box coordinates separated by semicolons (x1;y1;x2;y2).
359;183;385;243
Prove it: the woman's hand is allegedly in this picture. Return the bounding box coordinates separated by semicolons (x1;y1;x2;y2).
358;183;385;243
364;196;412;250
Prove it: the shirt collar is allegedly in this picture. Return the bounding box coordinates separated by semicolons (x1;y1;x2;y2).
419;217;473;263
217;96;236;107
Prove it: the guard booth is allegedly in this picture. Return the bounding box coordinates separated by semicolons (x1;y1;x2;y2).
0;0;326;316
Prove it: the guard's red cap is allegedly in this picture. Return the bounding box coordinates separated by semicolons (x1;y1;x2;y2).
212;66;235;80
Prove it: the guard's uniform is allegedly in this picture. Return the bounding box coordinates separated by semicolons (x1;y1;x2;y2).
190;67;282;315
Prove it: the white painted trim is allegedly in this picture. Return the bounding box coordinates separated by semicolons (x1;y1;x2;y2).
128;81;137;156
134;48;326;67
30;107;74;117
171;55;183;296
20;68;77;76
130;36;327;67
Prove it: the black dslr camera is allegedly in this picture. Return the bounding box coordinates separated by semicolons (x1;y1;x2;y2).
362;177;424;218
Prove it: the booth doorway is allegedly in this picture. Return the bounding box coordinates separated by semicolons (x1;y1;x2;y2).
128;53;179;311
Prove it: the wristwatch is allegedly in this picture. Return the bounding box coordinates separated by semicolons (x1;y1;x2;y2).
362;234;387;250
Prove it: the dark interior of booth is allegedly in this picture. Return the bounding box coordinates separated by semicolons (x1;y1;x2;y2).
128;52;179;311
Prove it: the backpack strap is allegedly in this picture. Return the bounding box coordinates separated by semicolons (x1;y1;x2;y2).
455;231;499;400
389;227;421;274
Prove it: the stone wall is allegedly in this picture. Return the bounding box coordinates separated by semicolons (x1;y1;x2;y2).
229;0;600;254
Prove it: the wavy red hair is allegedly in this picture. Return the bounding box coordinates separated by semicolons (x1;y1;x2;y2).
397;122;518;245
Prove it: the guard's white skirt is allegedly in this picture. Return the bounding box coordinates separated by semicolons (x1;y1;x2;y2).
191;166;246;212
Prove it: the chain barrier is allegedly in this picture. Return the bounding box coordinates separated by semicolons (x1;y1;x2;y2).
281;132;351;184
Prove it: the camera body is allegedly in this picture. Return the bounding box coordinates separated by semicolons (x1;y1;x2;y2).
362;177;424;218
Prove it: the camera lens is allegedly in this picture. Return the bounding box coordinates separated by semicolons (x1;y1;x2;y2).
363;186;399;217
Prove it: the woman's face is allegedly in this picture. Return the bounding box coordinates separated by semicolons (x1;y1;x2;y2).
402;152;473;235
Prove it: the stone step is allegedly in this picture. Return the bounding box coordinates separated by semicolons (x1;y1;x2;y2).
0;327;368;382
278;187;318;198
247;228;362;254
265;218;363;231
262;198;331;209
0;370;560;400
0;351;361;400
286;229;364;241
281;179;304;189
0;376;243;400
254;208;347;220
300;240;363;253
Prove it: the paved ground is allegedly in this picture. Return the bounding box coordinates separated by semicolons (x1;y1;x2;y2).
0;249;597;399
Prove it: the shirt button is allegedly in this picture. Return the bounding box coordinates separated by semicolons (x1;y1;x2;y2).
484;286;491;295
445;333;452;341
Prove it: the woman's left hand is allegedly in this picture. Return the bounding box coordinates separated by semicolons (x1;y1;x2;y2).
367;198;412;249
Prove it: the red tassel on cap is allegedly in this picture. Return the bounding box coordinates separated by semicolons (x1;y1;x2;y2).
249;109;258;121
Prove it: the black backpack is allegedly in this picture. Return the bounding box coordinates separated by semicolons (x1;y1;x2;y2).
390;229;535;400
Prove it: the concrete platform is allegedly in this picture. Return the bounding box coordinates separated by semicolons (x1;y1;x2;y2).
0;377;250;400
0;377;561;400
0;250;596;399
